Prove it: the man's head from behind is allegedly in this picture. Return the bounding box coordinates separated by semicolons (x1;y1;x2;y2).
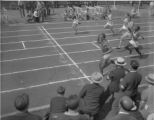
14;93;29;112
57;86;65;95
66;94;79;111
120;96;136;112
130;60;139;70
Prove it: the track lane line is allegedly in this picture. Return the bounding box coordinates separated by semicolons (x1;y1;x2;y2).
1;36;154;62
41;26;92;83
1;50;154;76
1;25;154;46
1;29;154;53
0;39;49;45
1;64;154;94
7;17;154;28
2;21;154;38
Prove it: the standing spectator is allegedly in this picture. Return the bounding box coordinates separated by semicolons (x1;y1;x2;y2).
33;9;40;23
18;0;25;17
49;94;89;120
120;60;142;106
50;86;67;113
99;53;114;75
1;7;8;24
78;72;105;120
139;73;154;119
5;93;42;120
108;96;137;120
149;1;154;16
107;57;129;94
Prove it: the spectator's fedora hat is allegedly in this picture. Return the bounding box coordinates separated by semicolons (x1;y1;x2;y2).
145;73;154;85
91;72;103;83
115;57;127;66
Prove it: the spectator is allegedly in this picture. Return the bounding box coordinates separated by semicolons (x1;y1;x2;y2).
1;7;8;24
50;86;67;113
139;73;154;119
99;53;114;75
108;96;137;120
33;9;40;23
120;60;142;105
44;86;67;120
105;91;126;119
18;0;25;17
78;72;105;120
5;93;42;120
49;94;89;120
149;1;154;16
107;57;129;94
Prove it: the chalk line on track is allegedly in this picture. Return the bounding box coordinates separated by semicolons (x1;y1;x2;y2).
41;26;92;83
2;17;154;34
1;36;154;62
1;50;154;76
1;28;154;52
2;21;154;38
1;64;154;94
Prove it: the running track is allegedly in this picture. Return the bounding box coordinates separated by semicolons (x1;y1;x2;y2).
1;15;154;118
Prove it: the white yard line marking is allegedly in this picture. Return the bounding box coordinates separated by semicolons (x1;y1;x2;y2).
1;40;154;62
1;50;154;76
1;29;154;53
1;64;153;94
2;22;154;38
41;26;92;83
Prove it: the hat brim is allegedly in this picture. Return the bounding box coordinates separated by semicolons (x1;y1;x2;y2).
145;76;154;84
115;61;127;66
91;78;103;83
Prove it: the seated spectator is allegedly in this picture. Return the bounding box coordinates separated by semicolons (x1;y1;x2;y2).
50;86;67;113
120;60;142;106
44;86;67;120
108;96;137;120
78;72;105;120
49;94;89;120
139;73;154;119
105;91;126;120
107;57;129;94
5;93;42;120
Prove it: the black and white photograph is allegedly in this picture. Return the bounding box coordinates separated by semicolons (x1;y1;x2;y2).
1;0;154;120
